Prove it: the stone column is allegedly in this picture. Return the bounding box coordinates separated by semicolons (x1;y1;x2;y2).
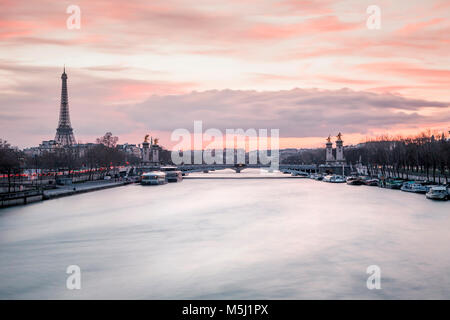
150;144;160;164
142;141;150;164
325;136;335;163
335;132;344;163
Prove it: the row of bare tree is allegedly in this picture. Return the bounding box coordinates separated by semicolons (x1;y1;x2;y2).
283;131;450;182
345;131;450;182
0;133;142;193
0;139;22;193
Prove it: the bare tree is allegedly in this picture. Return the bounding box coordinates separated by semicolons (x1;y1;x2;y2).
0;139;21;193
96;132;119;148
343;131;449;182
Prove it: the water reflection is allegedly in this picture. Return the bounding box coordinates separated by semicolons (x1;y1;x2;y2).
0;169;449;299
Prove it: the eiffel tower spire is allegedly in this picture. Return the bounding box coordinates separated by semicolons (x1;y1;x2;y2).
55;67;76;146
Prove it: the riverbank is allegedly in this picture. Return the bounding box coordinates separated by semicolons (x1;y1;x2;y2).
1;180;133;208
43;180;133;200
0;189;44;208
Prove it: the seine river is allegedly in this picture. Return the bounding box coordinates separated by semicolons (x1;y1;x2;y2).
1;169;449;299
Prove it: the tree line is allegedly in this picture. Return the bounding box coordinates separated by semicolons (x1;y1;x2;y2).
3;130;449;193
345;131;450;182
0;133;142;193
283;130;450;182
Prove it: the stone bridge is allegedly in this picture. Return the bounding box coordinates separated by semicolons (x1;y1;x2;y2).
139;163;318;175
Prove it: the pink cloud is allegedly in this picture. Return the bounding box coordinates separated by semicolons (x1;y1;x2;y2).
0;20;35;39
317;76;376;86
397;18;446;35
106;81;196;102
1;0;449;148
244;16;360;40
358;62;450;83
276;0;334;15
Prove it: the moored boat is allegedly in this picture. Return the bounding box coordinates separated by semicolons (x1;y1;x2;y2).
140;171;167;185
346;176;364;185
323;175;346;183
160;166;183;182
400;182;427;194
291;172;308;177
361;176;379;186
333;175;346;183
381;178;403;189
309;173;323;181
426;186;448;200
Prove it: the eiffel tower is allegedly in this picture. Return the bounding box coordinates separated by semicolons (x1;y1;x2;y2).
54;67;76;146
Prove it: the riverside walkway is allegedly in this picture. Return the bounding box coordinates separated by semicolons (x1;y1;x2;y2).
43;180;131;200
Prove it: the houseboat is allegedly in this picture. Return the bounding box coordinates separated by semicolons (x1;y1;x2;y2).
309;173;323;181
400;182;428;194
141;171;167;185
160;166;183;183
381;178;403;189
291;171;308;177
362;177;379;186
323;175;346;183
346;176;364;185
426;186;448;200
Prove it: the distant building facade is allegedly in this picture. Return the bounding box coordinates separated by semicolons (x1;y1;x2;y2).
23;140;59;156
23;141;96;157
117;143;141;158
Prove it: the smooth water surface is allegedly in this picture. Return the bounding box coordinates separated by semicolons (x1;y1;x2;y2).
1;169;449;299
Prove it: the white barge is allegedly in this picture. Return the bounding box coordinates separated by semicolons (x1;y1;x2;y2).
160;166;183;183
426;186;448;200
140;171;167;185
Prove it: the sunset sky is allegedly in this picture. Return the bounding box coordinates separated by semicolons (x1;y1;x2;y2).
0;0;449;149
